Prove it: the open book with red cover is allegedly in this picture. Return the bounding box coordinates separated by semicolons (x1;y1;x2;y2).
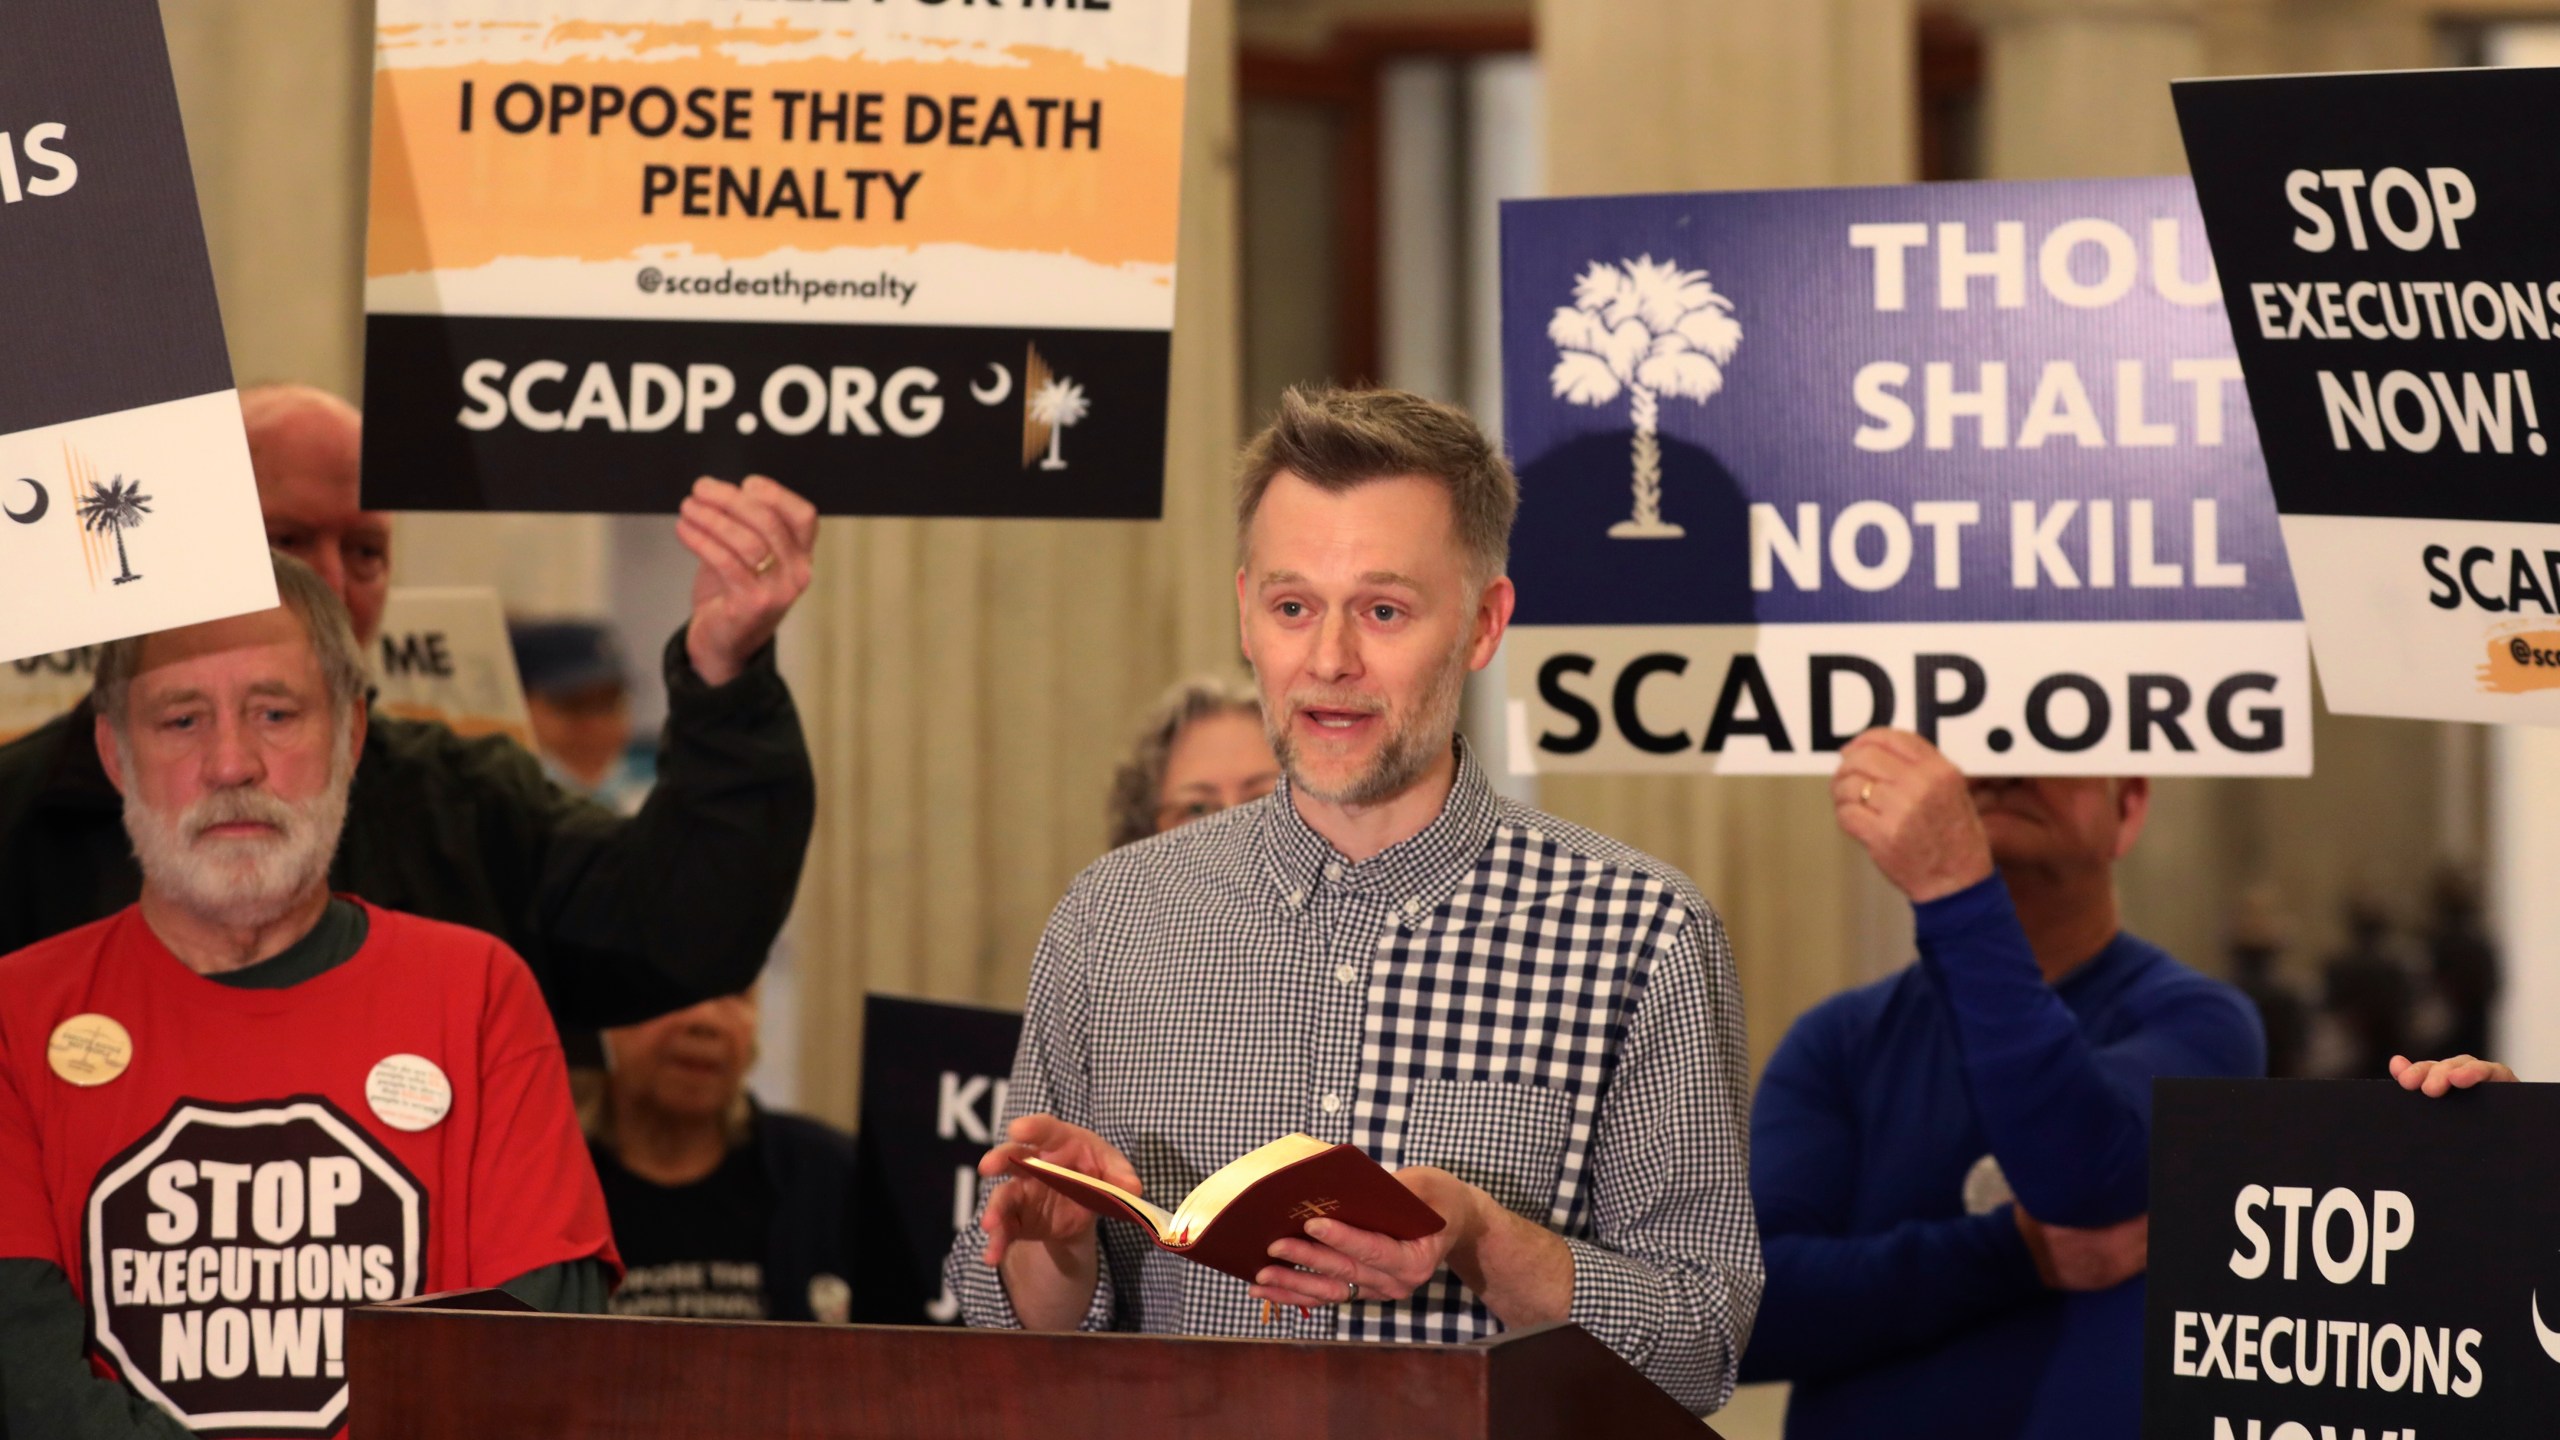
1017;1134;1447;1284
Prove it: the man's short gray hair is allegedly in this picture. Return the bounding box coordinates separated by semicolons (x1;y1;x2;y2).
93;551;371;731
1234;386;1519;584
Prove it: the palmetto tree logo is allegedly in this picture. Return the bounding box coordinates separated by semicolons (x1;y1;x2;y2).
1020;344;1094;473
1028;376;1091;472
1548;256;1743;539
76;475;152;585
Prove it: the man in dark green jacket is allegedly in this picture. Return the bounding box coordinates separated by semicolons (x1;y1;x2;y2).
0;385;820;1031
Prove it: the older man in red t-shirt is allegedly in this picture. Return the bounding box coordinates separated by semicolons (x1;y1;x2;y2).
0;554;617;1440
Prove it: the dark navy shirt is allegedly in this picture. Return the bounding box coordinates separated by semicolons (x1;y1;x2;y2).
1740;875;2265;1440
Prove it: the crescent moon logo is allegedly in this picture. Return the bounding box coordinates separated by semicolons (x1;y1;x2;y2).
2535;1289;2560;1363
3;477;45;525
970;364;1013;406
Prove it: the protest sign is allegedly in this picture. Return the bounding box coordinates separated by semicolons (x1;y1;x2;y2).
851;994;1022;1325
0;0;277;664
1498;179;2310;776
2148;1079;2560;1438
3;588;534;747
1;646;98;745
363;0;1188;519
2177;69;2560;725
369;589;533;749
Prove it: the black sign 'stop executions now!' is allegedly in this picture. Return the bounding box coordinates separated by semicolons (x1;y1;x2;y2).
2175;67;2560;727
2175;69;2560;528
2146;1080;2560;1440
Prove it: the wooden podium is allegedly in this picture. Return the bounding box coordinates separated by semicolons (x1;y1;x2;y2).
348;1293;1724;1439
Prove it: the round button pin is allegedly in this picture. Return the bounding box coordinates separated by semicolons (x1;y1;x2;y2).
807;1273;852;1325
365;1053;454;1133
48;1013;133;1087
1962;1153;2014;1217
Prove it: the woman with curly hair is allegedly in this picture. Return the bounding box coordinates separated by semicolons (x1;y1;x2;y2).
1104;675;1278;849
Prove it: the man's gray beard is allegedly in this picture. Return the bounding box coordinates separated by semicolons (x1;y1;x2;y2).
121;731;353;931
1269;633;1472;809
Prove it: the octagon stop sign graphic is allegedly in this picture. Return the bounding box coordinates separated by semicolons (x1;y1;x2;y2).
84;1098;424;1434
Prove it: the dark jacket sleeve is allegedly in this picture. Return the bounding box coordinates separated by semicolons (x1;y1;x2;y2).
1740;998;2044;1384
0;707;141;958
0;1260;193;1440
391;627;815;1031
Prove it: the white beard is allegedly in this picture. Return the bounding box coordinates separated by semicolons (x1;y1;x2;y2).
121;731;353;931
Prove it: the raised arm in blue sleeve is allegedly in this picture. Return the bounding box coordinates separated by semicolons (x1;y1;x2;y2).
1739;995;2043;1383
1915;876;2262;1229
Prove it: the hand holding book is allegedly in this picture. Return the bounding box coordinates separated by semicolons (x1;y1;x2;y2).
1251;1162;1477;1312
1015;1132;1449;1290
988;1117;1571;1333
1252;1163;1579;1334
976;1114;1145;1271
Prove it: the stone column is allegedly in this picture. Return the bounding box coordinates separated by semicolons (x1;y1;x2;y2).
1964;0;2205;180
1543;0;1914;195
1534;0;1921;1077
2201;0;2432;82
792;0;1244;1127
1959;0;2456;981
1967;0;2430;181
162;0;371;397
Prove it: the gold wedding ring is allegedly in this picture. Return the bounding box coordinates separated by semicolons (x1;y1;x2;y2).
1344;1280;1360;1303
753;552;778;576
1859;780;1875;806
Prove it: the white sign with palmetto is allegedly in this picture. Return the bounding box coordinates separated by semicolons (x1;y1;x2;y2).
0;0;278;665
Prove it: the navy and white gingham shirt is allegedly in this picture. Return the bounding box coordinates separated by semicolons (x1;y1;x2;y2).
947;742;1761;1414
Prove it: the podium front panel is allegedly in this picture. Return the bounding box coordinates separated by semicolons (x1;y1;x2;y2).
346;1304;1715;1439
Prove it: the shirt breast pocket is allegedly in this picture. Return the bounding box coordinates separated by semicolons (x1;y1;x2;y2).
1400;1078;1573;1225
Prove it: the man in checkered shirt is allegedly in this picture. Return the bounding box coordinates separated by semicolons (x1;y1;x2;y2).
943;386;1760;1414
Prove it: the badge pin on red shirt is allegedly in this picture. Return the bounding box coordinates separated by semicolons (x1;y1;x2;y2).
365;1053;454;1132
47;1013;133;1086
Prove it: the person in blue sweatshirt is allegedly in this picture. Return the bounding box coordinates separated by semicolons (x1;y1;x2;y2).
1740;727;2266;1440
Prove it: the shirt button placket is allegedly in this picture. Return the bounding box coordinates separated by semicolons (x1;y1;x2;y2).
1315;888;1374;1146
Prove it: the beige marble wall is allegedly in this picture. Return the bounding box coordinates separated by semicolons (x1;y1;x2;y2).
1544;0;1914;198
1972;0;2204;179
1965;0;2435;184
161;0;370;400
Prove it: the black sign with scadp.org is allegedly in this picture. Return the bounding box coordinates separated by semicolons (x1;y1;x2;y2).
2146;1079;2560;1439
361;314;1168;519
